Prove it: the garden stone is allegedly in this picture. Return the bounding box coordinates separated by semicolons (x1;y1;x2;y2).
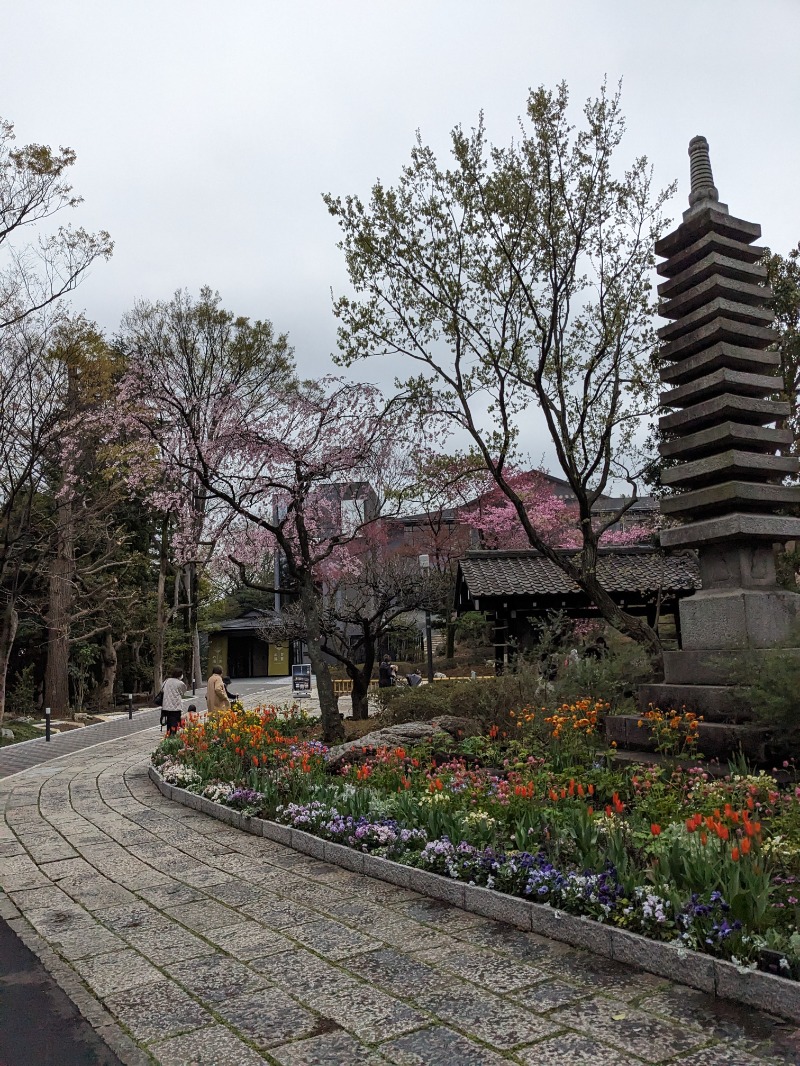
326;715;481;771
2;728;14;739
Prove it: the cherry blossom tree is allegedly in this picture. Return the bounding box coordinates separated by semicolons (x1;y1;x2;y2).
121;355;416;742
116;288;294;690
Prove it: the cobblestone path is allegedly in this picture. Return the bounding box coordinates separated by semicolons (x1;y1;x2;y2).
1;729;799;1066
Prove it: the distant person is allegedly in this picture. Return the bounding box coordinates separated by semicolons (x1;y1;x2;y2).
378;655;395;688
222;675;240;703
206;665;230;713
161;668;186;734
406;668;422;688
584;635;609;661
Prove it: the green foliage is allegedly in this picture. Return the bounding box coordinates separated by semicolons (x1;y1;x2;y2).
743;647;800;757
7;664;37;716
454;611;492;648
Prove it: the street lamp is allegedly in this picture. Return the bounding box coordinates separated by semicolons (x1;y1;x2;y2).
418;554;434;684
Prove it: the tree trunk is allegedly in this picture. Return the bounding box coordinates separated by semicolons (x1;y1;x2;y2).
446;618;456;659
192;624;202;689
44;498;74;717
298;576;344;743
0;601;19;727
98;630;117;711
582;569;664;679
348;666;370;720
153;516;169;694
349;632;375;720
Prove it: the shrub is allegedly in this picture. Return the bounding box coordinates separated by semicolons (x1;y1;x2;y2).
7;664;37;717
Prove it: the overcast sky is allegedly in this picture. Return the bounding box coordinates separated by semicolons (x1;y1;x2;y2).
4;0;800;470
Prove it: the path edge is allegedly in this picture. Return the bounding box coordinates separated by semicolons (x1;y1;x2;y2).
1;907;154;1066
148;765;800;1026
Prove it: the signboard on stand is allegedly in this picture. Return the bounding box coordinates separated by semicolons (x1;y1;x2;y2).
291;663;312;699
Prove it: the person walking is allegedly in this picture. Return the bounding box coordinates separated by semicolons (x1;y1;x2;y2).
161;669;187;734
378;654;395;688
206;665;230;714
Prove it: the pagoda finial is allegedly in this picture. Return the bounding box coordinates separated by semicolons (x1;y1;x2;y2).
684;135;727;219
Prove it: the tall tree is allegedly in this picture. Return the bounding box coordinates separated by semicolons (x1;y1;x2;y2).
117;287;295;691
0;116;111;723
325;82;674;671
764;244;800;453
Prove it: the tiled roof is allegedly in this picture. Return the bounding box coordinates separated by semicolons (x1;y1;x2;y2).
207;610;279;634
458;548;700;598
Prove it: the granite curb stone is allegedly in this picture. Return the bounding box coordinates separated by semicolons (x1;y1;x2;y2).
149;765;800;1025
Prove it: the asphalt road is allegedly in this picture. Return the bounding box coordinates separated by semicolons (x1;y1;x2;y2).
0;917;124;1066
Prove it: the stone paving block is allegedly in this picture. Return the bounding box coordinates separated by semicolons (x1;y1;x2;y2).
200;919;292;959
645;983;799;1056
248;947;346;996
0;858;51;890
50;924;129;961
516;1031;643;1065
39;856;97;880
164;952;268;1004
0;894;20;919
125;925;213;964
64;879;139;911
307;980;427;1043
213;986;319;1048
270;1029;389;1065
415;941;546;993
104;977;212;1043
550;996;707;1061
372;916;453;953
674;1048;794;1066
241;894;322;928
510;978;591;1012
381;1024;511;1065
288;917;382;960
202;879;276;909
344;946;447;998
553;948;666;999
394;897;486;934
149;1023;269;1065
418;978;557;1049
462;920;575;966
163;898;247;933
7;884;76;912
71;946;164;997
135;879;207;908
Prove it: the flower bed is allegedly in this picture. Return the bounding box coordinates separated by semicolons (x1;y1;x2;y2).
152;701;800;981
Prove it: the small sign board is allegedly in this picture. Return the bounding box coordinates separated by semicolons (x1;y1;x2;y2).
291;664;312;698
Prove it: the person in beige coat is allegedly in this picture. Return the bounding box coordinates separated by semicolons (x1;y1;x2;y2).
206;666;231;714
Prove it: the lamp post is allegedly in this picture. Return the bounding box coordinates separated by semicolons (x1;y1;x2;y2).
418;555;434;684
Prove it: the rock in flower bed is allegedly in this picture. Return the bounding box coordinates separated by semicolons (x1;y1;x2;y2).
152;701;800;980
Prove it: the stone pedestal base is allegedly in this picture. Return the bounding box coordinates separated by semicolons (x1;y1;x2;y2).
639;681;751;722
680;588;800;650
663;647;800;686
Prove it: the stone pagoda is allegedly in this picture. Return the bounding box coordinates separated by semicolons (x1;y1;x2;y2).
638;135;800;756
